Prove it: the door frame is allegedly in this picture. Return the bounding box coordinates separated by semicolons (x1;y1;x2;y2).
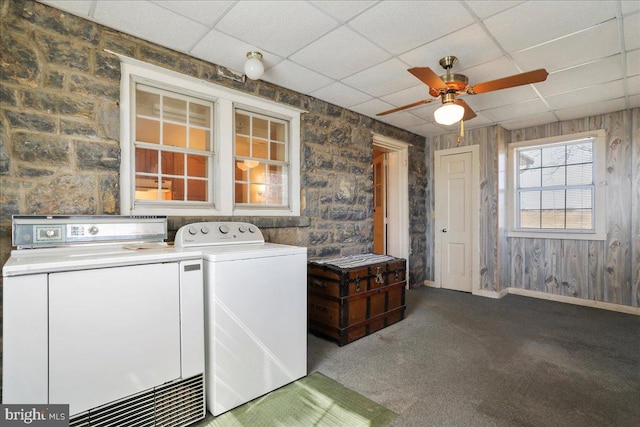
373;133;410;283
434;145;480;293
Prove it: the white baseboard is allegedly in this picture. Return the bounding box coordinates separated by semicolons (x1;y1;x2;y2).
507;288;640;316
423;280;438;288
473;288;509;299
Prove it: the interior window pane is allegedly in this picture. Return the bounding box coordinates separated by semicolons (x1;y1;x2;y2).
270;142;286;161
541;190;565;228
163;123;187;148
249;164;266;184
267;165;284;184
566;188;593;229
235;183;248;203
541;145;566;167
250;183;265;204
519;148;541;169
136;117;160;144
252;138;268;159
135;148;158;174
235;113;250;135
164;177;184;201
519;168;541;188
236;135;250;156
266;185;286;205
519;191;541;228
271;122;286;142
136;89;159;118
190;128;209;151
163;97;186;123
187;154;207;178
253;117;268;139
187;179;207;202
566;142;592;165
566;164;592;185
135;176;159;200
235;162;249;180
189;103;210;128
161;151;184;176
541;165;566;186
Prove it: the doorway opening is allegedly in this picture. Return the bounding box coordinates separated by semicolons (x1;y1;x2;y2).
372;134;410;280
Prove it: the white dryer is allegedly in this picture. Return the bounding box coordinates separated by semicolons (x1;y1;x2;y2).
175;222;307;416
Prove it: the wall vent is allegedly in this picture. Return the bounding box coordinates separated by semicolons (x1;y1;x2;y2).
69;374;204;427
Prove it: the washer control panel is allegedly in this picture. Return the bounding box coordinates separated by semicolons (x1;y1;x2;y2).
174;222;264;248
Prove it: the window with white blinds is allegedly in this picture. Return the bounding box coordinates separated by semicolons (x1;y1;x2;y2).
508;130;606;240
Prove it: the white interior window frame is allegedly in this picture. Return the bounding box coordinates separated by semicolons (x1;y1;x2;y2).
507;129;607;241
113;51;302;217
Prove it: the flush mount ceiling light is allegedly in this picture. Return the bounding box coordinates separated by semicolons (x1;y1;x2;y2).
434;93;464;125
244;51;264;80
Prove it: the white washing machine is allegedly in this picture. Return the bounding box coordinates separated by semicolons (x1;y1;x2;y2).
175;221;307;416
3;215;206;426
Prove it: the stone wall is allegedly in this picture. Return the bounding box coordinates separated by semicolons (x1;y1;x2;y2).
0;0;427;286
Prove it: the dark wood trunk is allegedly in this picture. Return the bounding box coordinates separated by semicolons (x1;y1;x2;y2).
307;255;406;346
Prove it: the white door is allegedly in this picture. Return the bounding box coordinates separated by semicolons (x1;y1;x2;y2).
435;146;478;292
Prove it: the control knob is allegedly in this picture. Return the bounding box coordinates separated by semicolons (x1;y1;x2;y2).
238;225;247;233
201;226;210;234
188;226;197;235
219;224;230;234
88;226;99;235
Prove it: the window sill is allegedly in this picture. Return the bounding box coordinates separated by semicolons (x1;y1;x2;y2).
507;230;606;241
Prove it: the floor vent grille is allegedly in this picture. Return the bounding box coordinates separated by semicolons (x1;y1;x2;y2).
69;374;204;427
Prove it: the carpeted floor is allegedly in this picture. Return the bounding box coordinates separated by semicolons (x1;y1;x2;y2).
308;287;640;427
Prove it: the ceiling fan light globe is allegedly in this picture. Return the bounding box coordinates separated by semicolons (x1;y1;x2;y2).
434;103;464;125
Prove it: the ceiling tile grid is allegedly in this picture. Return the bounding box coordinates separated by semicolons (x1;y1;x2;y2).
37;0;640;137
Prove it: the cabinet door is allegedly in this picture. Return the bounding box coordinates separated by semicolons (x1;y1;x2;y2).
49;263;181;415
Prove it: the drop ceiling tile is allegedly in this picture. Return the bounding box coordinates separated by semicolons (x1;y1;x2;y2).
465;85;539;112
627;49;640;77
262;60;334;94
539;56;624;96
481;98;550;122
460;57;522;86
400;24;503;71
555;97;627;121
342;59;418;97
624;13;640;50
484;1;617;53
93;1;209;52
500;112;558;130
407;122;446;137
545;80;625;110
310;1;377;22
349;98;396;119
628;74;640;95
622;2;640;15
310;82;372;107
629;93;640;108
190;29;282;74
464;0;523;19
151;1;234;27
512;20;620;73
38;0;94;16
290;26;391;79
215;1;338;57
348;1;474;55
381;84;433;108
378;112;426;130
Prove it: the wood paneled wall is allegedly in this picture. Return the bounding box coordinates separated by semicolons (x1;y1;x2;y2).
426;108;639;308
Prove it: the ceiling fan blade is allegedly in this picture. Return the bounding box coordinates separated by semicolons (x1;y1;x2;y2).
455;99;476;121
377;98;436;116
467;69;549;94
408;67;448;91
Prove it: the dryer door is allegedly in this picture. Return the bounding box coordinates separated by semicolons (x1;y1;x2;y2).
49;263;181;415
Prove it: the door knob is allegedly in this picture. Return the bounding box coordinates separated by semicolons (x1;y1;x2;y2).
442;228;448;233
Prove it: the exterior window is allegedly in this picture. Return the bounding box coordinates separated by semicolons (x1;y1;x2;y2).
508;130;606;240
133;84;213;205
234;110;289;207
116;53;301;217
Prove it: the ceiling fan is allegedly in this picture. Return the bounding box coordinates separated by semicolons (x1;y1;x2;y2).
377;56;549;125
